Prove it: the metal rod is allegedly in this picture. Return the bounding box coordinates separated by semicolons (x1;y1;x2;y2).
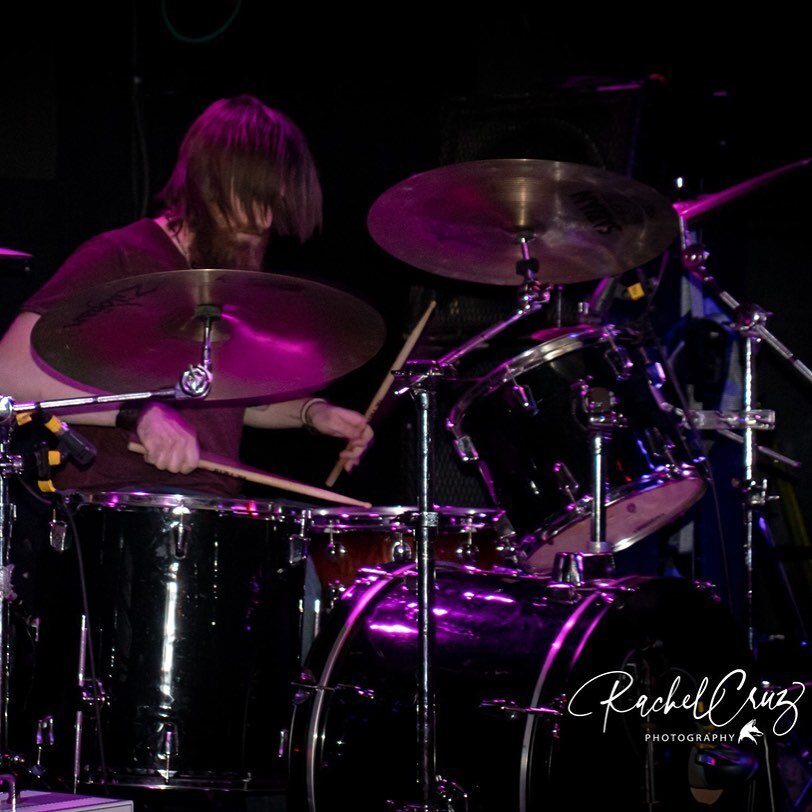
687;267;812;389
742;333;757;653
439;301;544;368
589;430;609;553
0;430;11;753
11;387;180;414
73;614;89;792
412;385;438;806
438;237;548;370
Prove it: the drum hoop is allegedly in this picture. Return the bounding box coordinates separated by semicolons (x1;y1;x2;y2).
309;505;504;531
305;563;415;811
446;325;603;434
519;573;647;812
67;489;307;519
524;467;706;557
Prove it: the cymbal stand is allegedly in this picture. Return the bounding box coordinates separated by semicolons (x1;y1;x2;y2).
390;249;549;810
440;236;549;367
681;227;812;652
0;304;218;776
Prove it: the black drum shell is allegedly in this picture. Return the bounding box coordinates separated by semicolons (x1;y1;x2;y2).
72;492;307;790
448;327;706;566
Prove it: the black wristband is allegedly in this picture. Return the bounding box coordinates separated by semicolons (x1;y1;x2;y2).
115;406;140;432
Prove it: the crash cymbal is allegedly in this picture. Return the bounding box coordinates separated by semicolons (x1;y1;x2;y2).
367;158;679;285
674;156;811;222
31;269;386;401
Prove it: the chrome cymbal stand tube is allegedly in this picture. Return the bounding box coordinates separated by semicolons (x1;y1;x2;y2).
389;247;550;810
681;223;812;652
439;237;549;369
394;360;446;811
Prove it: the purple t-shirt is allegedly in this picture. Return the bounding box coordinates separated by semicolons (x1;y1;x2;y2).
24;219;244;496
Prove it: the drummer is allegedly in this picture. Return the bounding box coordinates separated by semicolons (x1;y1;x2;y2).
0;95;373;496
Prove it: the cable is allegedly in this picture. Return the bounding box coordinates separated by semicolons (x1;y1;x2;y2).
161;0;242;45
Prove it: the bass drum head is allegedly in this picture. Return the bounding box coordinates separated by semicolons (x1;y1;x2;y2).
289;564;750;812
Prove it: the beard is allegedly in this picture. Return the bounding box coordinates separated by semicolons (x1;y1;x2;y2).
188;225;269;272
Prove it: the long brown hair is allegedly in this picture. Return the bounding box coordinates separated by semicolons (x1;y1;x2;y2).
159;95;322;242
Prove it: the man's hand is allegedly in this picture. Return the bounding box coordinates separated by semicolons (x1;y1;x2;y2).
306;403;373;472
135;403;200;473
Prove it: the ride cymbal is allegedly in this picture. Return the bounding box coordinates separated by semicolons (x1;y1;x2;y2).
368;158;679;285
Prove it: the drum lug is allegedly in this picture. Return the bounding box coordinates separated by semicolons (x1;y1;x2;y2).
509;381;538;415
455;525;479;564
159;720;179;761
80;678;107;708
277;728;289;759
551;551;616;585
49;518;69;552
391;531;413;563
435;776;470;811
289;513;310;566
288;532;308;566
496;533;525;566
643;427;677;466
602;329;634;381
325;524;347;561
169;506;192;558
325;580;346;611
453;434;479;463
35;715;55;768
553;461;581;504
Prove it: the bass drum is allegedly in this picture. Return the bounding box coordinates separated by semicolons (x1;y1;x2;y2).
289;564;750;812
447;326;707;569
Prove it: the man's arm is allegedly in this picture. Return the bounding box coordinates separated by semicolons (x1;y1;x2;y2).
245;400;373;472
0;311;199;473
0;311;115;422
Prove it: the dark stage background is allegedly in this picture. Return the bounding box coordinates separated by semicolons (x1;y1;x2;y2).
1;8;811;633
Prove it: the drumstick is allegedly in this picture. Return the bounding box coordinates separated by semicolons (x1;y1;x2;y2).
127;442;372;508
325;299;437;487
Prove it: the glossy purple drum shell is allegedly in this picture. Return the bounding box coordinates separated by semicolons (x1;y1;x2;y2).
289;563;748;811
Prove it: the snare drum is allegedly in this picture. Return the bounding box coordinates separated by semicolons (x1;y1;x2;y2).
307;506;508;594
70;491;310;790
448;326;706;569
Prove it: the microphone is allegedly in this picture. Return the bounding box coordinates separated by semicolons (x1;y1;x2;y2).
39;412;97;466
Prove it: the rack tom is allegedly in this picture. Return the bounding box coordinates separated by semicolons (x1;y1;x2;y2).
447;326;706;568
